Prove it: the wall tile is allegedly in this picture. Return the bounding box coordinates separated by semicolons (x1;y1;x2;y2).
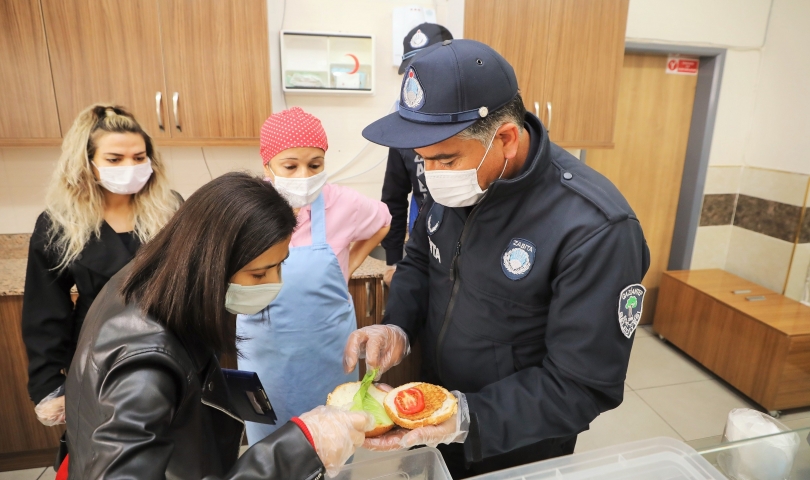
724;226;793;293
699;194;736;226
202;147;263;178
1;147;61;185
739;167;809;207
703;165;742;195
159;147;210;200
10;184;48;234
784;243;810;302
0;187;17;235
733;194;802;242
690;225;732;270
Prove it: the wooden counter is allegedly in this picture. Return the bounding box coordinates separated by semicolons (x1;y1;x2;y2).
654;269;810;413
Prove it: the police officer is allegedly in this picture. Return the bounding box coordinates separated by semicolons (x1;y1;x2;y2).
382;23;454;285
344;40;650;478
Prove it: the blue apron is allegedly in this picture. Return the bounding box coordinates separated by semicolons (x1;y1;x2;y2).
236;193;358;444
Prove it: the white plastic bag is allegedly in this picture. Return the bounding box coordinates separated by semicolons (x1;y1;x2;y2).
717;408;799;480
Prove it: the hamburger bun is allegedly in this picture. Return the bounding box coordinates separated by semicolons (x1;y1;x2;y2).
384;382;457;430
326;382;394;437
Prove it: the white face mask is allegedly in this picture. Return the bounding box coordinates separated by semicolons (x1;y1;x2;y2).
423;133;508;208
93;159;153;195
225;281;283;315
271;169;327;208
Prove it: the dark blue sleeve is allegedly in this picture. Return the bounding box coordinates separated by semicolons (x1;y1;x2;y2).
380;148;413;265
464;218;650;462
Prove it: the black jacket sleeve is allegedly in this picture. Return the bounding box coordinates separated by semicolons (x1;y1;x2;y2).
86;356;323;479
380;148;413;265
464;218;650;462
22;213;76;404
381;197;431;340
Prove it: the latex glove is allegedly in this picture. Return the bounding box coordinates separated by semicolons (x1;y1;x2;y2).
383;265;396;286
300;405;374;478
363;391;470;452
34;387;65;426
343;324;410;378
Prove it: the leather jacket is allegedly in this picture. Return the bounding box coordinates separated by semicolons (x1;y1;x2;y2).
65;266;326;479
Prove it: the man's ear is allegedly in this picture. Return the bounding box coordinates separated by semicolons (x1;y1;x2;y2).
498;123;521;160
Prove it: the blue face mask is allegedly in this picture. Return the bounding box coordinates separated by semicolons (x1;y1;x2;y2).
225;282;283;315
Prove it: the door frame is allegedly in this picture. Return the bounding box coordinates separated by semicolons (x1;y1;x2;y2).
620;43;727;270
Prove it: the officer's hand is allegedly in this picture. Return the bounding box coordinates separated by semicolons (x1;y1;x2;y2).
362;427;409;451
400;391;470;449
300;405;374;478
383;265;396;286
35;392;65;426
343;325;410;377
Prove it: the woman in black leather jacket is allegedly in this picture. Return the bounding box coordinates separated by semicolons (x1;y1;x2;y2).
64;173;372;479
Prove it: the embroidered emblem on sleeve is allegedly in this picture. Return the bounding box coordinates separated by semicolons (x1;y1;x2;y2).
618;284;646;338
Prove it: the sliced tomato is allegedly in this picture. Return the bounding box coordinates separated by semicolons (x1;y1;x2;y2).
394;388;425;415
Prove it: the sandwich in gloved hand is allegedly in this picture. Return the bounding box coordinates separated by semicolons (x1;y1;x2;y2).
327;369;457;436
327;368;395;437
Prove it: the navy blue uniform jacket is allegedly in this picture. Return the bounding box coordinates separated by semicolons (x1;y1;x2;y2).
383;113;650;463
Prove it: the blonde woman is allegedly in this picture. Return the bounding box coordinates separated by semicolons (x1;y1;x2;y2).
22;105;181;435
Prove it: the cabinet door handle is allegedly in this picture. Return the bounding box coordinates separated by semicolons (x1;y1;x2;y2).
155;92;164;130
365;281;374;318
534;101;540;118
172;92;182;132
546;102;552;131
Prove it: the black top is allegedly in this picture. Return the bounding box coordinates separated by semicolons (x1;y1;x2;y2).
65;265;324;479
380;148;428;265
383;113;650;469
22;214;143;404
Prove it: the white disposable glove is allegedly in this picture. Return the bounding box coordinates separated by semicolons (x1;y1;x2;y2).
299;405;374;478
343;324;411;379
363;391;470;451
34;387;66;426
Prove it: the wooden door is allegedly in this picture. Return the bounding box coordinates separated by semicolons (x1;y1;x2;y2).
464;0;553;117
588;54;698;324
41;0;170;138
158;0;272;139
0;0;61;139
543;0;629;148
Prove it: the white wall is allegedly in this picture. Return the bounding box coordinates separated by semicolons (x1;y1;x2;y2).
741;0;810;174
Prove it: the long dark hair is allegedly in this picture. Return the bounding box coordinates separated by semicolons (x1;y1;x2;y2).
121;172;297;354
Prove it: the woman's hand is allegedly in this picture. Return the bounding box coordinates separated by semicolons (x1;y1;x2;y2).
299;406;373;478
348;225;391;277
35;393;66;426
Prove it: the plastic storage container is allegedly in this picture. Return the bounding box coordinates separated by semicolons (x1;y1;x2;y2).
334;447;452;480
469;437;725;479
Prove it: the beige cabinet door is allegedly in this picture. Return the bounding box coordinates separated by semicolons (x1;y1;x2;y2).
0;0;61;139
543;0;629;148
464;0;553;117
587;54;698;324
41;0;170;138
158;0;272;139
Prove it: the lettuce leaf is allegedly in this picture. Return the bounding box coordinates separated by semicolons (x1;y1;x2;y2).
351;368;392;426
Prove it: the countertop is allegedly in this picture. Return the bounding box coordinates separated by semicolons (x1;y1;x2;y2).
0;234;388;296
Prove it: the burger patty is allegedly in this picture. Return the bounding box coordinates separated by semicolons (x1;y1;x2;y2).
397;383;449;421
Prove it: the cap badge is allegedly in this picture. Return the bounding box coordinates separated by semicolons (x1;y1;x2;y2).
410;29;428;48
402;68;425;110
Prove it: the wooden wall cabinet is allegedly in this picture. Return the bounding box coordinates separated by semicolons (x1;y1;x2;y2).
3;0;272;146
0;0;61;140
465;0;629;148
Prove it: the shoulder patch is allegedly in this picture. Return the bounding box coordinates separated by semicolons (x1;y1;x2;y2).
618;284;646;338
426;203;444;236
501;238;536;280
